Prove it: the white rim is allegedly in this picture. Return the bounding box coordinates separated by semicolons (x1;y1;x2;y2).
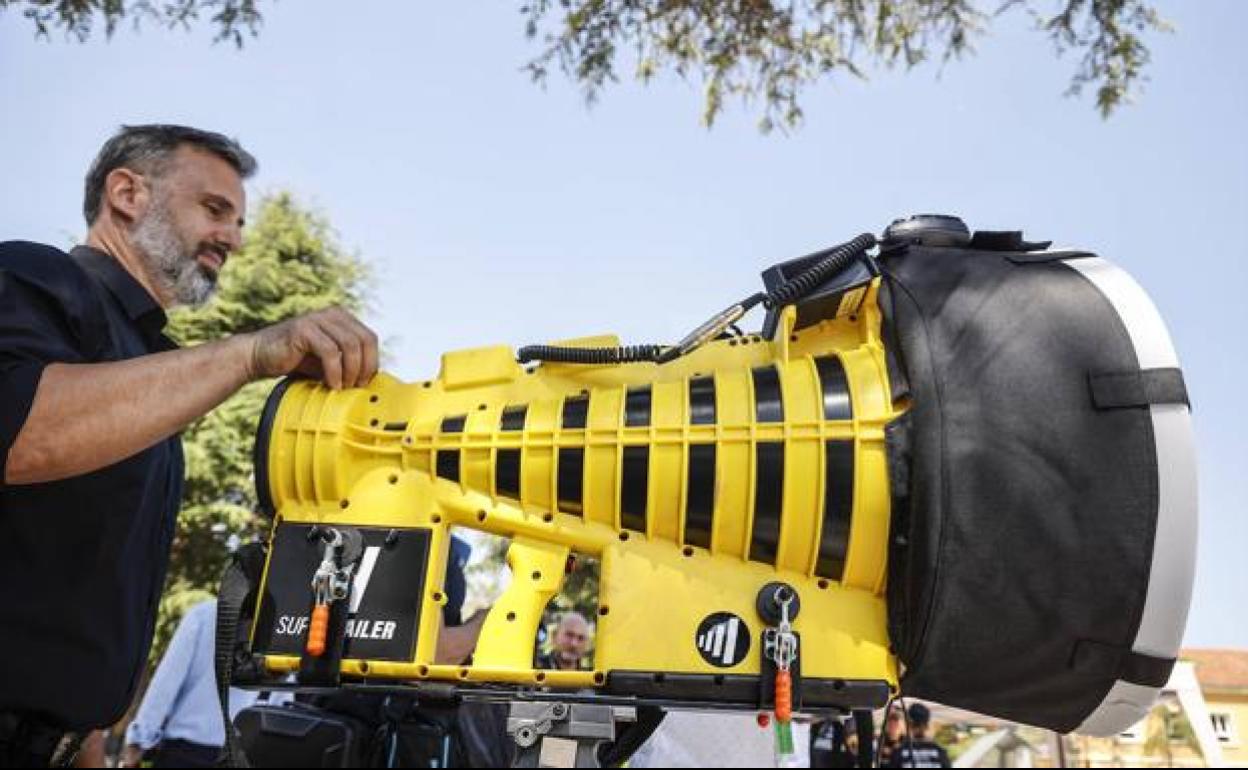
1062;256;1199;736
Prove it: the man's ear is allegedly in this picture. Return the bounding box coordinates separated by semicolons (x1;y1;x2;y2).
103;167;149;224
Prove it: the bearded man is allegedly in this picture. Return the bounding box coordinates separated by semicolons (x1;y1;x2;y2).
0;125;379;767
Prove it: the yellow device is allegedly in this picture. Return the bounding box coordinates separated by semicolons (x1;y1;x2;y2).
249;237;898;712
243;217;1198;738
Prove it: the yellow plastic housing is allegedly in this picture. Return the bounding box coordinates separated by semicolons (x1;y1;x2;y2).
255;280;903;701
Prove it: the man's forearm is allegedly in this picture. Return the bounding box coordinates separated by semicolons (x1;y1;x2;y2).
4;334;255;485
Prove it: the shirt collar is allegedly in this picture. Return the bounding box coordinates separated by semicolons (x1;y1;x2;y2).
70;245;169;337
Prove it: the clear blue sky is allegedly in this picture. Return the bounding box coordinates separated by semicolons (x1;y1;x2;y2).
2;2;1244;648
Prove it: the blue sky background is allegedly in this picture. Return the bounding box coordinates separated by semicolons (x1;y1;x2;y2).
2;2;1245;647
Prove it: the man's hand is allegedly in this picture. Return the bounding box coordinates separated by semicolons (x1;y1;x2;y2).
5;306;381;485
246;306;379;390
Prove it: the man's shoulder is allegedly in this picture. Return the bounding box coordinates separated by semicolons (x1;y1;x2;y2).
0;240;77;271
0;240;93;301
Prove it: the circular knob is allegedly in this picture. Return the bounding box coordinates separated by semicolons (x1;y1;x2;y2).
883;214;971;248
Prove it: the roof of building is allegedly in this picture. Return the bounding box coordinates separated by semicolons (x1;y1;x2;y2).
1182;649;1248;694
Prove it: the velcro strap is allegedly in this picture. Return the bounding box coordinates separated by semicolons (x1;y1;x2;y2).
1071;639;1175;688
1089;368;1189;409
969;231;1053;252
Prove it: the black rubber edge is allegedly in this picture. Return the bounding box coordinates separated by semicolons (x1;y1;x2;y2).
253;377;295;518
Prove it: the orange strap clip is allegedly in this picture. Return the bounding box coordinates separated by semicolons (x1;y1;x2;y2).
306;603;330;657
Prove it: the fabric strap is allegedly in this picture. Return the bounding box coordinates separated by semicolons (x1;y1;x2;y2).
1071;639;1175;688
215;544;266;768
1089;368;1189;409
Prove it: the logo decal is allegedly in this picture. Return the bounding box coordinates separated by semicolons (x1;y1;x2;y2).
695;612;750;668
349;546;382;613
253;524;429;661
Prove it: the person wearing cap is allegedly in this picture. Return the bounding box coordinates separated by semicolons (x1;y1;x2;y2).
883;703;950;769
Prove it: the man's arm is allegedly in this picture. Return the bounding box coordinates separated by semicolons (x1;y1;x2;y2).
121;602;208;763
5;306;377;485
435;611;488;665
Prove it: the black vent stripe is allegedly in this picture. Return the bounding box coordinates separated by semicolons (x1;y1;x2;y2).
689;376;716;425
816;440;855;579
436;450;461;483
557;448;584;515
620;446;649;532
496;449;521;498
684;444;716;549
814;356;853;420
562;395;590;429
752;366;784;423
749;442;785;563
625;386;652;427
440;414;466;433
500;405;528;431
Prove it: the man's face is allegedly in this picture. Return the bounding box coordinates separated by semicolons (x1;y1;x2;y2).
129;145;245;307
554;618;589;661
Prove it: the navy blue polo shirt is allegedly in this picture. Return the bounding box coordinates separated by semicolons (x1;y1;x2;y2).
0;241;184;730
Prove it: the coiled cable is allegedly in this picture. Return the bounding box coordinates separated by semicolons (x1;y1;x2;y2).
764;232;877;309
516;343;667;365
517;232;878;366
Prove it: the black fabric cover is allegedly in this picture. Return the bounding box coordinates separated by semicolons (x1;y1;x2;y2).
879;244;1164;732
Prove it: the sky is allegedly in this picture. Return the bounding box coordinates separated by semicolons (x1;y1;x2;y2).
1;2;1245;648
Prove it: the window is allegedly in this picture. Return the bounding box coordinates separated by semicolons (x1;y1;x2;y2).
1210;712;1238;746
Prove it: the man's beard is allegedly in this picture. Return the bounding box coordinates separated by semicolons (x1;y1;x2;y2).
131;197;218;307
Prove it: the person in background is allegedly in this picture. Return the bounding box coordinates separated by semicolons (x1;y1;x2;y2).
883;703;950;769
535;612;591;671
120;599;290;768
844;717;860;763
877;702;907;766
810;715;857;768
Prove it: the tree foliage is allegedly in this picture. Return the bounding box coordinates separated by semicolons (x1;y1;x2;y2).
4;0;1170;129
149;192;370;661
523;0;1171;129
2;0;261;46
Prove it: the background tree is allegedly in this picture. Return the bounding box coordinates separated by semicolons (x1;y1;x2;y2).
149;191;370;661
2;0;1169;128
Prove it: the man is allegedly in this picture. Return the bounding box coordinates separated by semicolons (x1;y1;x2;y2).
883;703;950;769
0;124;379;766
121;599;292;768
535;612;591;671
809;716;857;768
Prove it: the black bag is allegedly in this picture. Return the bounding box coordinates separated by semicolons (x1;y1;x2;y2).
880;239;1197;735
234;702;372;768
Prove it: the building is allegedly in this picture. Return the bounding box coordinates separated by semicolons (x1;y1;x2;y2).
1183;649;1248;765
918;649;1248;768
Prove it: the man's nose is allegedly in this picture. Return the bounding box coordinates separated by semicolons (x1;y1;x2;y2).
222;224;243;252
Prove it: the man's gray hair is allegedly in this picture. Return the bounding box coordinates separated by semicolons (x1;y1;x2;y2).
83;124;257;225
